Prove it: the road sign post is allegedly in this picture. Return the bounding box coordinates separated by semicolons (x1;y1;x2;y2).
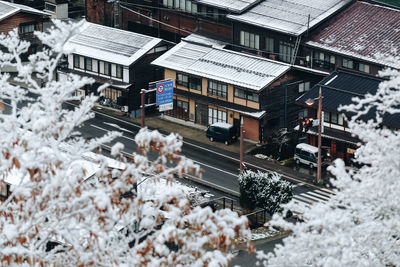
156;80;173;112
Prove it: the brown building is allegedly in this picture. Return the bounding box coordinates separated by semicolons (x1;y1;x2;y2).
152;40;327;142
0;0;49;60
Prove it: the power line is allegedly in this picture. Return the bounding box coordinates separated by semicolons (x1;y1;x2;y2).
119;4;308;60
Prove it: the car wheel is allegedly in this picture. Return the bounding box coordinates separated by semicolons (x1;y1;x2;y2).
210;137;214;142
295;159;300;165
225;140;229;145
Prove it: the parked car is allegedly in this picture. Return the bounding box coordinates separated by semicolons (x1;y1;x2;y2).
294;143;329;169
206;122;236;145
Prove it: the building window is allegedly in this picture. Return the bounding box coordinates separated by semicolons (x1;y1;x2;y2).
189;76;201;90
208;80;227;98
20;23;35;34
116;65;123;79
342;58;354;69
73;54;80;68
240;31;260;49
177;100;189;111
234;87;259;102
45;2;56;12
265;37;274;53
313;51;335;70
298;82;310;93
324;111;344;126
359;63;370;73
104;62;110;75
279;41;294;63
85;58;92;71
208;107;227;124
177;73;189;87
163;0;197;13
299;108;308;119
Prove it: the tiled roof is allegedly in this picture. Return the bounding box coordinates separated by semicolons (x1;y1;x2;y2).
0;0;48;21
151;40;291;91
64;21;163;66
193;0;259;13
297;70;400;128
227;0;353;36
306;1;400;68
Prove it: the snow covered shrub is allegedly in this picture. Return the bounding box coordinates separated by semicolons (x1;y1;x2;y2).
238;170;293;215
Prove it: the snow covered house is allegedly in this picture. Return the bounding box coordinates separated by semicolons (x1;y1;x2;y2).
304;1;400;75
58;21;170;113
296;69;400;163
227;0;354;64
0;0;49;62
152;40;327;142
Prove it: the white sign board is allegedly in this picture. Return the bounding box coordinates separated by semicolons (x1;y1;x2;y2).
159;103;173;112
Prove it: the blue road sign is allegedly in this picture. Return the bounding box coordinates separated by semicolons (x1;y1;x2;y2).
156;80;173;106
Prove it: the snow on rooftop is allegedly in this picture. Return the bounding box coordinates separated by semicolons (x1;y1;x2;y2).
183;33;227;49
64;21;163;66
194;0;259;13
152;41;290;91
0;0;48;21
227;0;352;36
306;1;400;69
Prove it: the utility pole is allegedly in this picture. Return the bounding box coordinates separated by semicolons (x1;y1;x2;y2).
317;87;322;184
239;117;244;173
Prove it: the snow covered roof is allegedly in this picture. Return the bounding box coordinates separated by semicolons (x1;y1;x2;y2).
193;0;260;13
0;0;48;21
305;1;400;69
64;21;163;66
227;0;353;36
183;33;227;49
151;40;291;91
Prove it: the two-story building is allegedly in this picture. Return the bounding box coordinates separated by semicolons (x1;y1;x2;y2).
226;0;354;64
304;1;400;75
0;0;49;62
296;69;400;163
152;40;327;142
86;0;260;43
58;21;169;112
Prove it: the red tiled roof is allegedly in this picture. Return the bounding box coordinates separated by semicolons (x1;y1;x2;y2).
306;1;400;68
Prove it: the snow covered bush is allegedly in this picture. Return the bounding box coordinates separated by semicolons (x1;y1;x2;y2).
260;65;400;266
0;21;251;266
238;170;292;215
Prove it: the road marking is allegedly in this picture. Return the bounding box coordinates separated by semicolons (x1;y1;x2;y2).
299;193;327;203
317;188;336;195
66;102;335;193
307;191;331;201
292;182;304;188
293;195;315;204
103;122;135;134
90;124;238;178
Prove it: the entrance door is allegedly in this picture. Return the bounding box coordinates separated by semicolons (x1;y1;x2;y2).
195;103;208;126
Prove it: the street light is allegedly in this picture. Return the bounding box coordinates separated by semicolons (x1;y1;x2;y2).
305;87;323;184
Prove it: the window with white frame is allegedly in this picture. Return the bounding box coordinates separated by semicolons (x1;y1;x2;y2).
208;80;227;98
208;107;227;124
342;58;354;69
115;65;123;79
235;87;259;102
240;31;260;49
298;82;310;93
359;63;370;73
104;62;111;75
163;0;197;13
73;54;80;68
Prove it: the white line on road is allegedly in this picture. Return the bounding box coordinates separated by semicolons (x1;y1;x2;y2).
293;195;315;205
307;191;331;201
299;193;327;203
90;124;238;177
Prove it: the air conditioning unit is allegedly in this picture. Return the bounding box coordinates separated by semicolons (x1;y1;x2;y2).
121;106;128;112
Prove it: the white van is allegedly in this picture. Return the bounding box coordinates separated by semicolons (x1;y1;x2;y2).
294;143;327;169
